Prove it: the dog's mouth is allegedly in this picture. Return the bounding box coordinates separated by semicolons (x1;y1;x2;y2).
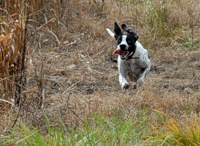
113;49;133;60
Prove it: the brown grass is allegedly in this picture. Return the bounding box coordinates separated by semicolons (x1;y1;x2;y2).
0;1;28;104
0;0;200;131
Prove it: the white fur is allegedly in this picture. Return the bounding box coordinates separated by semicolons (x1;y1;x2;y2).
118;35;129;50
106;28;115;38
106;28;151;90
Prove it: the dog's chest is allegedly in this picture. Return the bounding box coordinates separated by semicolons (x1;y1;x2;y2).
128;60;143;72
120;58;146;77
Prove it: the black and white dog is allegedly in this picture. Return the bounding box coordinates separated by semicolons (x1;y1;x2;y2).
106;22;151;90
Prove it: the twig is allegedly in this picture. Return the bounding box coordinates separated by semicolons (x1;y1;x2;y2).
30;18;56;35
37;18;56;31
47;29;61;46
62;81;80;94
0;98;14;106
64;40;77;47
67;93;85;125
68;108;85;125
11;101;22;128
15;130;40;144
40;88;45;109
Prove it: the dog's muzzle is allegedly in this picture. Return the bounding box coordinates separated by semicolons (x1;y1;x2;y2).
113;49;134;60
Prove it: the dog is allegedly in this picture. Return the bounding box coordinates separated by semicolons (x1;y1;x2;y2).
106;22;151;90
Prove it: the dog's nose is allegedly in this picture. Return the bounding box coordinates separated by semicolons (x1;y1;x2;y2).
120;44;126;50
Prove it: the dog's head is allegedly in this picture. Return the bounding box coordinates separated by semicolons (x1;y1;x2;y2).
113;22;138;60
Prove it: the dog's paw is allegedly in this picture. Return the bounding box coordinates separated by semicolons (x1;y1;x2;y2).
122;82;130;90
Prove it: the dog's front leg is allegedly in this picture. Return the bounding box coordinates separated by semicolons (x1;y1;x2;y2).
118;58;130;90
119;74;130;89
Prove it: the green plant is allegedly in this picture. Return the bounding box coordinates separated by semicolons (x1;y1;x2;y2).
147;111;200;146
2;112;151;146
145;0;179;38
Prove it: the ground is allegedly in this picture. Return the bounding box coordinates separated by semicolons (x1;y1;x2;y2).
23;32;200;128
1;0;200;131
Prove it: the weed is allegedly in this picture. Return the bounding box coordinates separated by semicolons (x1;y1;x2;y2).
147;111;200;145
2;112;151;146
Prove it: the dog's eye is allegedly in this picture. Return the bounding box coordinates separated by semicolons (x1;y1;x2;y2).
117;38;122;43
127;39;131;44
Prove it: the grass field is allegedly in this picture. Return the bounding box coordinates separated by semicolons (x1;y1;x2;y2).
0;0;200;145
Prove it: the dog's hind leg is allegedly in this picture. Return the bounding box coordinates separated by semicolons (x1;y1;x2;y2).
137;62;151;85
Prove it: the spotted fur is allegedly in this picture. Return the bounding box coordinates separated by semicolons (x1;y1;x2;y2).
106;22;151;89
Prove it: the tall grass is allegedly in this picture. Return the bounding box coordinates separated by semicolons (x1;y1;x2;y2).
147;111;200;145
3;110;200;145
0;0;43;106
0;1;25;106
2;112;150;146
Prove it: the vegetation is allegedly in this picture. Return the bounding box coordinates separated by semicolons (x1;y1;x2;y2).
0;0;200;145
2;112;200;145
2;113;149;145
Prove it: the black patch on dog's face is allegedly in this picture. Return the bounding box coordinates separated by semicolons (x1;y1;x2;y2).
126;34;137;52
126;35;135;46
116;34;136;51
116;35;122;45
114;22;138;47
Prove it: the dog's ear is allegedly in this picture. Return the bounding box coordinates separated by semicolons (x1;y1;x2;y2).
114;22;122;40
121;24;139;41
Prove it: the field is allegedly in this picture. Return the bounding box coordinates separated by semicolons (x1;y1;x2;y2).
1;0;200;145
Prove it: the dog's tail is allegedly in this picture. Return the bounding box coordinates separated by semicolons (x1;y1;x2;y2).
106;28;115;39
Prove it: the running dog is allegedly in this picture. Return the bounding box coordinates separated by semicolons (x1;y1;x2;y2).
106;22;151;89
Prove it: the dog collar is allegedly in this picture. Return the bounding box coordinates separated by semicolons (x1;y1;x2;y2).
121;56;140;60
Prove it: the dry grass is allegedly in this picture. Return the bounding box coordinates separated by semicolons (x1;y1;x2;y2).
0;1;28;106
147;111;200;145
0;0;200;134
